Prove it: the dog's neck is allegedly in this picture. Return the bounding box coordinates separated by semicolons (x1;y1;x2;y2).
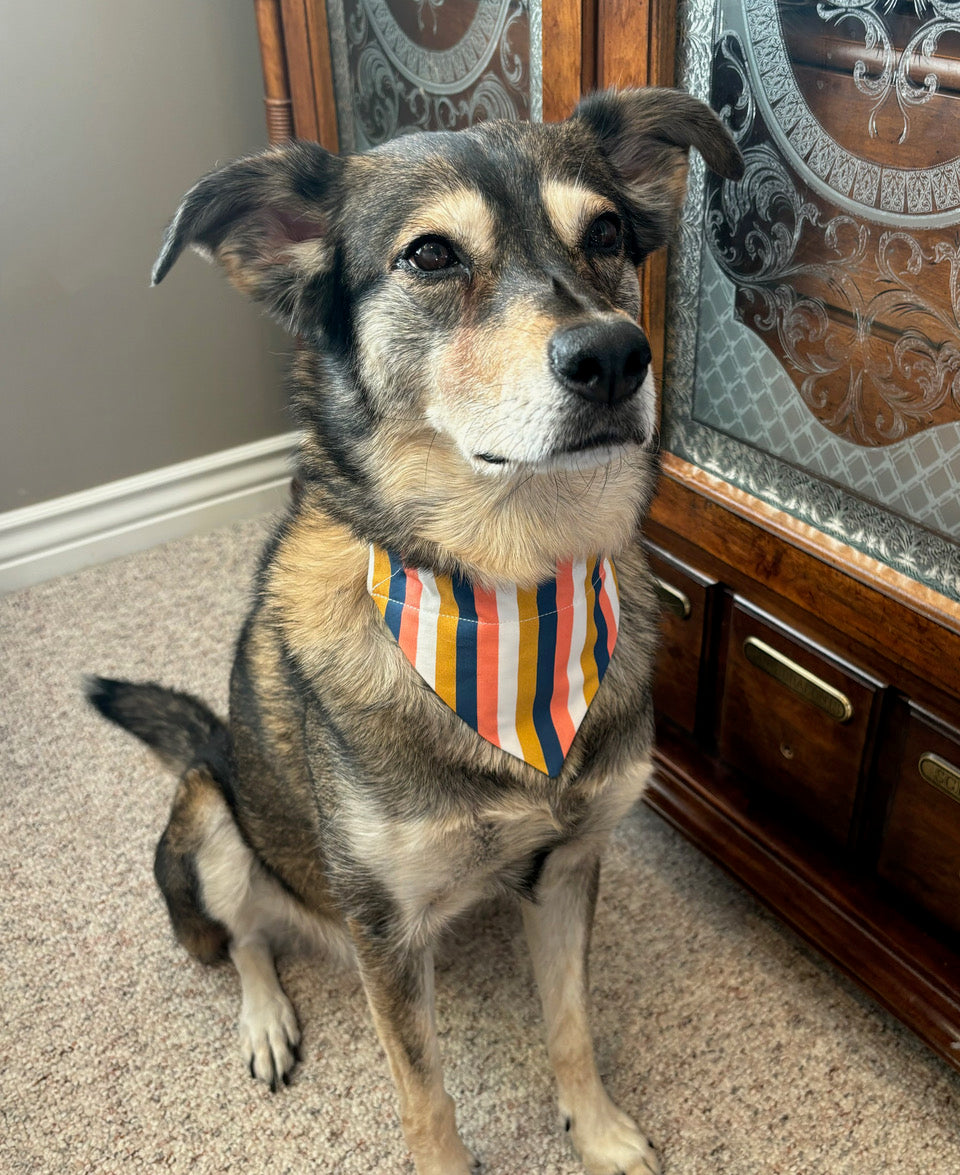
295;418;654;588
367;543;620;776
372;432;653;587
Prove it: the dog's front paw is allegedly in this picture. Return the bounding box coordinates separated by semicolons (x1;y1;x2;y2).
563;1094;661;1175
238;990;301;1092
405;1094;481;1175
412;1137;481;1175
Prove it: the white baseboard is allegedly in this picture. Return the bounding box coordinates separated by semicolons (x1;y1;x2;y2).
0;431;300;592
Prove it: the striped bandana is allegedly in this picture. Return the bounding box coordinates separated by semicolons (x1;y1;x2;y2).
367;545;619;776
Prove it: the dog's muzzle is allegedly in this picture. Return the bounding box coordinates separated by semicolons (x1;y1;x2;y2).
548;318;651;407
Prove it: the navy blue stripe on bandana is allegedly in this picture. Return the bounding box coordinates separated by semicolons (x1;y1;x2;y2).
592;559;611;681
451;570;479;733
382;549;407;641
532;577;565;777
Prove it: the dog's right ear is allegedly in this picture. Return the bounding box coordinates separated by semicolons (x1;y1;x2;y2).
152;141;343;335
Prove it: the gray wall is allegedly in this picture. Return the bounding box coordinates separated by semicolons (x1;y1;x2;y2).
1;0;291;512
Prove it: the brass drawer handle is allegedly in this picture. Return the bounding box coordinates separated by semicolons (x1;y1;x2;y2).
919;752;960;803
743;636;854;723
655;577;691;620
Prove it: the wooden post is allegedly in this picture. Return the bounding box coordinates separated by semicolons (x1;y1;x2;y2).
254;0;295;143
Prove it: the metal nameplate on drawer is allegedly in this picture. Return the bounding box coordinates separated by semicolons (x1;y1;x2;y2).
743;636;854;723
919;752;960;803
654;578;691;620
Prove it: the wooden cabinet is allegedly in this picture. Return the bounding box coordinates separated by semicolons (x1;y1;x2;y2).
642;0;960;1075
253;0;960;1075
645;479;960;1076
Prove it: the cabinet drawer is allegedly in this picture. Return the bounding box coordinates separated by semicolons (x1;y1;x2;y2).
646;544;717;735
878;706;960;936
719;602;882;844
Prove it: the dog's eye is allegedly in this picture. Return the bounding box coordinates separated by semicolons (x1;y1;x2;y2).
406;236;459;273
584;214;622;255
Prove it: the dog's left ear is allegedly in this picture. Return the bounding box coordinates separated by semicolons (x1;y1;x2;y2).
572;87;743;259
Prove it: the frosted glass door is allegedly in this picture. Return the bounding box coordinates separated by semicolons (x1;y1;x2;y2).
323;0;540;150
666;0;960;600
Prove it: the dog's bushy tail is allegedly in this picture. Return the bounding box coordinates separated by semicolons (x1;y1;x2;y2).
85;677;226;774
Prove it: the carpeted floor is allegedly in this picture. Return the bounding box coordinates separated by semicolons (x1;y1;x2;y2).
3;513;959;1174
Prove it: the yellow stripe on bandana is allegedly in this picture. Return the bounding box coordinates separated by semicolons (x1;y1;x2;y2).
512;583;546;774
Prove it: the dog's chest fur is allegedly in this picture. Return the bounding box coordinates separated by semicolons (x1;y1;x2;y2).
338;751;653;946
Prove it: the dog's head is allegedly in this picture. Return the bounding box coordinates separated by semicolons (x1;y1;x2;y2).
154;88;741;585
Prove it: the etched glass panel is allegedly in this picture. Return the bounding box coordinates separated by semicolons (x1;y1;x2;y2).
325;0;540;151
666;0;960;601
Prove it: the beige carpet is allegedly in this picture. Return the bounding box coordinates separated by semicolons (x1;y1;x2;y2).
3;514;959;1175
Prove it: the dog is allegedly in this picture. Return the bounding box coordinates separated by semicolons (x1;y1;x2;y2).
87;88;741;1175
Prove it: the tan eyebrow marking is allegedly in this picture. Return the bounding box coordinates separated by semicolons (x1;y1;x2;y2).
541;180;618;249
393;188;497;266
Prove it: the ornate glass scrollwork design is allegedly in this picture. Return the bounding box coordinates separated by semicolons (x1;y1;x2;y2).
818;0;960;143
739;0;960;226
664;0;960;600
326;0;535;150
704;100;960;445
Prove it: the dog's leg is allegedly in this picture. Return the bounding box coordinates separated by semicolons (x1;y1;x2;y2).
349;924;479;1175
168;772;301;1090
522;847;661;1175
230;934;301;1091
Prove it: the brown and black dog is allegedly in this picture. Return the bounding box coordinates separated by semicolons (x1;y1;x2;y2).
88;89;741;1175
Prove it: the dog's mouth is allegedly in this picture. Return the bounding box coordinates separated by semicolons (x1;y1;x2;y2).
474;431;642;471
558;430;626;456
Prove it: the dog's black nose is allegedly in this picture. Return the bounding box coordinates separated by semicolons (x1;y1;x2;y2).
549;319;651;406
